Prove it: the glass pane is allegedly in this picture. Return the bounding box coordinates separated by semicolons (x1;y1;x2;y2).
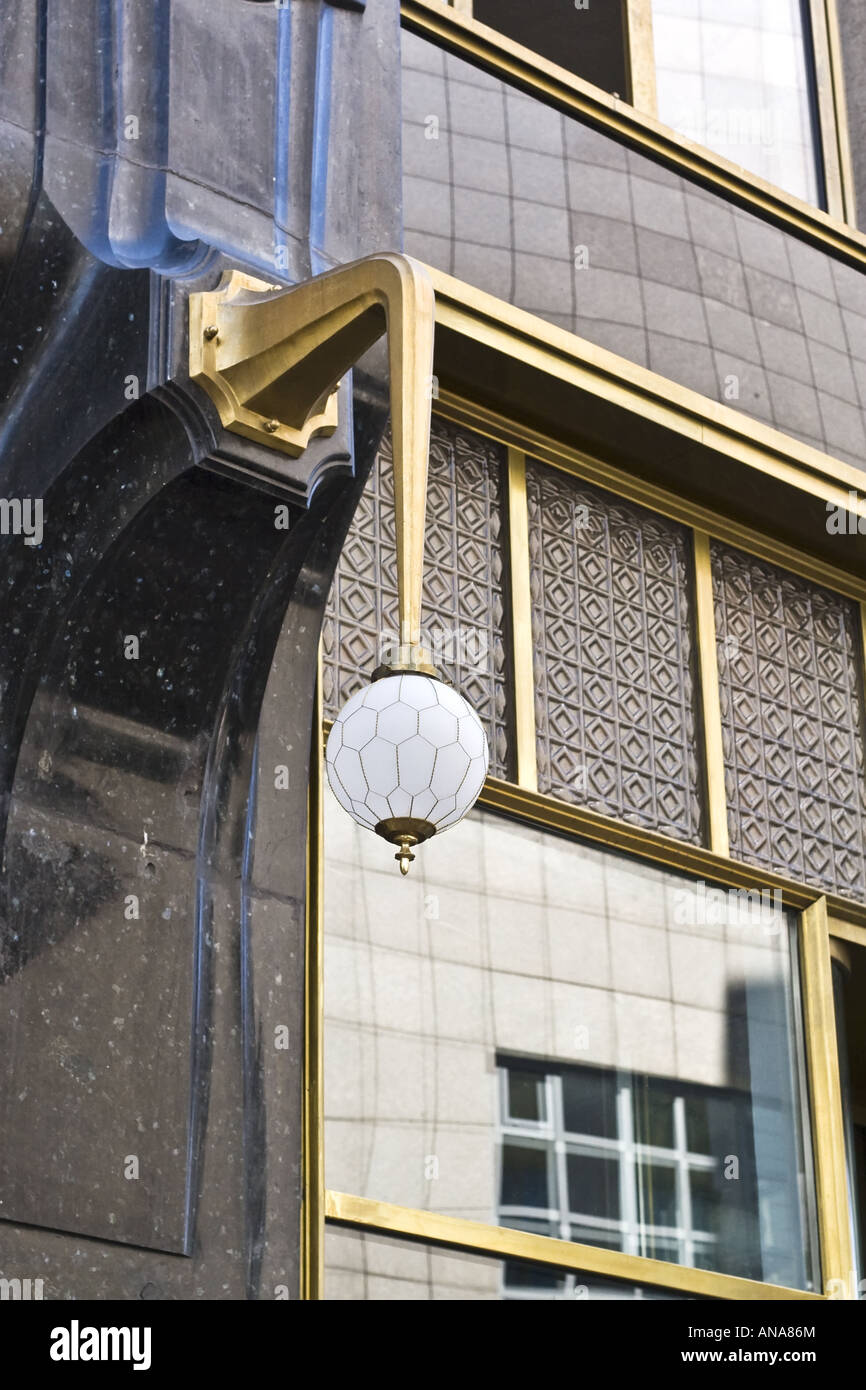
639;1163;678;1230
500;1143;551;1210
508;1068;546;1123
832;944;866;1288
325;1226;690;1300
685;1093;713;1156
324;801;818;1288
651;0;822;206
562;1063;618;1138
567;1152;621;1220
472;0;628;98
634;1075;676;1150
690;1168;718;1233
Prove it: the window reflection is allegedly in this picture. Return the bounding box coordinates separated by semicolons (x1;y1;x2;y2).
324;1226;689;1300
324;801;819;1289
497;1056;792;1280
651;0;823;205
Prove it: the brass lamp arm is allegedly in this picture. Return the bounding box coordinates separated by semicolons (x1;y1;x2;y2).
189;253;436;669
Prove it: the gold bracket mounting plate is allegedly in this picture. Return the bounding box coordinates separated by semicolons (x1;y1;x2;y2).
189;271;340;456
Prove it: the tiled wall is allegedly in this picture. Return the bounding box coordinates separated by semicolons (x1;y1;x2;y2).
402;31;866;473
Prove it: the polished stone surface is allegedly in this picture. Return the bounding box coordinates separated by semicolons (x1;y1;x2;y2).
0;0;400;1298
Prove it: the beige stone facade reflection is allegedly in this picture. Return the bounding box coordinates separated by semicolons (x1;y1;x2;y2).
323;797;797;1224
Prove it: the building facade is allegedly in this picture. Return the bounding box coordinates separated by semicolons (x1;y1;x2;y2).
0;0;865;1302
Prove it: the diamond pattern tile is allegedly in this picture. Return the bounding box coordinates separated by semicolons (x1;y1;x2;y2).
527;461;702;842
712;542;866;900
323;418;511;778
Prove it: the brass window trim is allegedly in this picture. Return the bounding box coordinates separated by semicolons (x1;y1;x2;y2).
314;689;860;1299
435;388;866;608
810;0;858;226
402;0;861;257
692;532;729;859
478;779;866;934
324;1191;823;1301
828;915;866;951
505;448;538;793
301;653;326;1301
800;897;856;1294
624;0;657;119
427;265;866;593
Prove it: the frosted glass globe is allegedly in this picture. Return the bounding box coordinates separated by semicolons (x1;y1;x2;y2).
325;674;489;859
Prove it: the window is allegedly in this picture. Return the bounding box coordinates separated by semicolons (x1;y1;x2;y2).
651;0;823;205
831;938;866;1291
498;1057;792;1280
325;1226;688;1300
409;0;856;227
322;803;819;1292
471;0;629;98
315;257;864;1299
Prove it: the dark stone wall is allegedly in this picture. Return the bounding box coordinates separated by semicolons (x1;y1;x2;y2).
0;0;402;1299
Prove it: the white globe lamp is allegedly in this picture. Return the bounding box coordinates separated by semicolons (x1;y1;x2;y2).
320;254;489;872
326;672;489;873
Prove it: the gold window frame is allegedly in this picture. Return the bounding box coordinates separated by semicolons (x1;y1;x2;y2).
402;0;859;252
303;272;866;1301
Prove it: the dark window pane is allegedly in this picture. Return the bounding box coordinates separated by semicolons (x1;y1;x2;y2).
685;1094;712;1155
508;1068;545;1123
504;1260;565;1292
642;1234;681;1263
640;1164;678;1229
690;1168;719;1234
691;1242;718;1272
570;1225;624;1252
567;1152;620;1220
633;1077;676;1150
562;1066;617;1138
473;0;628;97
503;1216;558;1240
501;1143;550;1209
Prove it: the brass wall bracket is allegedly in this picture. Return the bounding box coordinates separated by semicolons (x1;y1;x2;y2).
190;270;340;457
189;253;437;666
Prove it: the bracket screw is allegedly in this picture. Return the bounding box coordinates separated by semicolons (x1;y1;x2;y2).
203;324;219;341
264;419;280;434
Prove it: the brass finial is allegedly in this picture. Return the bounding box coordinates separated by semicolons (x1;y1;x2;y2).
375;817;435;874
396;836;417;876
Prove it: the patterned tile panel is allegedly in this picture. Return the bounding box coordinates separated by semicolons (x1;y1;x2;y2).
712;541;866;899
527;460;702;841
323;417;511;778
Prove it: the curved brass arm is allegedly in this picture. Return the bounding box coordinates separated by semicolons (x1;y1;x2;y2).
189;253;436;670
